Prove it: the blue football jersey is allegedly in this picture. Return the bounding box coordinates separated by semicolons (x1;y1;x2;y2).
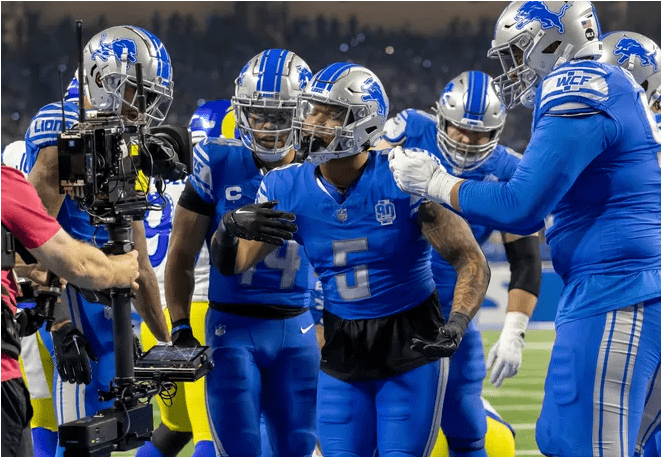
24;102;109;245
458;60;661;324
383;108;521;309
189;138;312;307
257;150;436;320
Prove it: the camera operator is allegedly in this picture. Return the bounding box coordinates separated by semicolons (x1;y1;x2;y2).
23;25;172;453
2;164;140;457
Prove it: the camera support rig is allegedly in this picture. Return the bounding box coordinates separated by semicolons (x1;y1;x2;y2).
57;218;157;457
56;21;210;457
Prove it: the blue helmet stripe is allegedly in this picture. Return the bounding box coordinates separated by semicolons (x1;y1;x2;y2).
256;49;271;92
258;49;288;93
312;62;358;92
137;27;172;86
464;71;487;121
274;49;289;93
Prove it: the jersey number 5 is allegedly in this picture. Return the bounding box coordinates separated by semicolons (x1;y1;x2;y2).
333;238;371;301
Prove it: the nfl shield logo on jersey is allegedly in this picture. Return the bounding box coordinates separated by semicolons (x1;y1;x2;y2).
375;200;396;225
335;208;349;223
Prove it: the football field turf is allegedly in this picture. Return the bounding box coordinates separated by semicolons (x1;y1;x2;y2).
117;329;555;457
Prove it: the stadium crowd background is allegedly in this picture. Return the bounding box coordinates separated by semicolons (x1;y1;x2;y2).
2;1;660;155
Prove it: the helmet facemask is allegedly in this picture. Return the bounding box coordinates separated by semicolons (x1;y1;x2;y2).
95;71;173;126
294;98;371;165
434;70;506;172
233;95;297;162
435;113;503;173
231;50;313;163
488;33;542;109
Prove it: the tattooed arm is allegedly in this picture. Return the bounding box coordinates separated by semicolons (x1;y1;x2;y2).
411;201;490;358
419;201;490;319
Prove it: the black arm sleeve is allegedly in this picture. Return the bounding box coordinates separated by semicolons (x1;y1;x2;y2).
504;236;542;297
177;180;215;217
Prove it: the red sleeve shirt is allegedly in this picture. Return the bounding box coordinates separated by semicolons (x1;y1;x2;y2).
1;165;61;381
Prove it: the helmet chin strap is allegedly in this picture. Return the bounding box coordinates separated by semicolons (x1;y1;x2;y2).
554;44;574;70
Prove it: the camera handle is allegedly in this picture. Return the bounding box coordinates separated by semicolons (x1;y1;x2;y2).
102;216;138;405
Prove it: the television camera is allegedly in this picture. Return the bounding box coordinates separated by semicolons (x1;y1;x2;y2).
54;21;212;457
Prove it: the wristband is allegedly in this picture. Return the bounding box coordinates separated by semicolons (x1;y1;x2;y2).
426;168;462;206
448;311;471;334
171;318;192;335
502;311;529;340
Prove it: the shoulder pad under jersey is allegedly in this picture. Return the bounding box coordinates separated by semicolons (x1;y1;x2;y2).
382;109;434;143
537;61;609;117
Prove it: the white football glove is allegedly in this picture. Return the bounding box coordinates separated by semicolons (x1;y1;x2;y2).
387;146;460;205
486;311;529;388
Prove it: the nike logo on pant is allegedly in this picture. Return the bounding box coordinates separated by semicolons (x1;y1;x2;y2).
300;324;314;334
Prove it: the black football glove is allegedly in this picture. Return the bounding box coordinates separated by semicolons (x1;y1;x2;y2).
15;307;46;337
171;319;200;347
52;322;97;385
411;312;471;359
222;201;297;246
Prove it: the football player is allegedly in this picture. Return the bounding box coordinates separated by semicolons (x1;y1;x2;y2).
389;2;661;455
23;26;171;457
165;50;320;456
211;62;490;456
136;101;237;457
377;70;539;457
600;30;661;457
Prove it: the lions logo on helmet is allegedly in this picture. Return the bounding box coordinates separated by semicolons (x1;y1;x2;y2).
90;32;138;68
294;62;389;165
514;1;571;33
232;49;312;163
297;65;313;90
84;25;173;126
601;31;661;108
488;1;602;109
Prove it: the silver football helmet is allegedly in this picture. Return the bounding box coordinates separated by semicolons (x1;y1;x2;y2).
84;26;173;126
232;49;313;162
600;31;660;108
435;71;507;172
294;63;389;165
487;1;602;109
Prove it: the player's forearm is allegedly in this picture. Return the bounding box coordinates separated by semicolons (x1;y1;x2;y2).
456;115;611;230
131;222;169;342
451;253;491;320
506;288;538;317
455;179;548;230
165;205;210;323
164;255;196;323
134;270;169;342
27;146;66;218
420;202;490;320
